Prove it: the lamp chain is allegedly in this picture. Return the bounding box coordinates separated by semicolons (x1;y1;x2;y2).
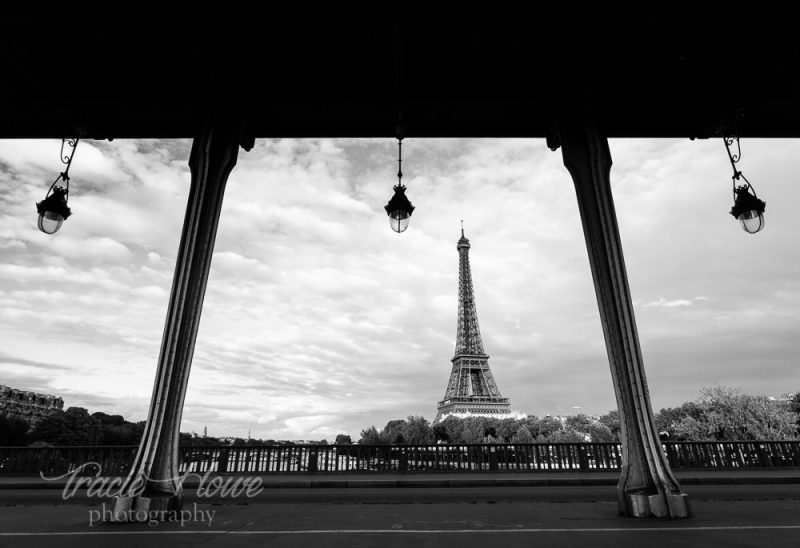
397;138;403;185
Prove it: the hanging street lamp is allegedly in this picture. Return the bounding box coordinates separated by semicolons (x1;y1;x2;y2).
384;119;415;233
36;138;79;234
730;184;766;234
722;130;765;234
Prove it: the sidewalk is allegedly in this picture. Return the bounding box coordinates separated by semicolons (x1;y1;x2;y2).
3;468;799;490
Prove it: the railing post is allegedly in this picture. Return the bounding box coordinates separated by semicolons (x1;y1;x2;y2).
489;445;498;471
308;447;319;473
662;443;675;469
217;448;229;473
757;443;771;467
791;442;800;466
578;444;589;471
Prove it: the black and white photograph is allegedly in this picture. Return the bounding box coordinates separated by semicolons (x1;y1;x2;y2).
1;6;799;547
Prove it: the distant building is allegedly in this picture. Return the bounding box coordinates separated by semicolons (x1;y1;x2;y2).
435;228;517;422
0;385;63;427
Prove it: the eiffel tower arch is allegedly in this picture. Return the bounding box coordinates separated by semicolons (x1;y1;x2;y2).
435;227;514;422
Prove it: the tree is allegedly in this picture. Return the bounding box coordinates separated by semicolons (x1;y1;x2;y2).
671;415;707;441
660;386;798;442
29;407;103;445
460;417;489;443
526;416;562;440
335;434;353;445
565;414;592;432
382;419;407;444
99;422;139;445
655;402;704;439
64;407;102;444
0;415;30;445
585;422;616;442
358;426;388;445
92;412;125;426
29;411;69;445
789;392;800;414
598;410;621;440
404;416;434;444
511;425;533;443
790;392;800;428
702;386;797;441
433;421;451;443
547;428;589;443
434;416;462;443
496;417;520;442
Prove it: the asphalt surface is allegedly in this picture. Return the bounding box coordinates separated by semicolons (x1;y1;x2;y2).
2;471;799;547
1;494;800;548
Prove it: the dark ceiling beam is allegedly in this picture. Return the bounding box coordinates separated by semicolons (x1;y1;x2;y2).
2;9;800;139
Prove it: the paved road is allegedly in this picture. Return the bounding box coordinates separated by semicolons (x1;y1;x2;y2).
2;484;800;547
1;498;800;548
3;482;800;505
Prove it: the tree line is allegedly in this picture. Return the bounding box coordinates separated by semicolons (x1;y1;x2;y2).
1;386;797;446
356;386;800;445
357;413;619;445
0;408;316;447
0;408;144;446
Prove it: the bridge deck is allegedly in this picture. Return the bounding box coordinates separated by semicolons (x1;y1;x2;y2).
2;480;800;548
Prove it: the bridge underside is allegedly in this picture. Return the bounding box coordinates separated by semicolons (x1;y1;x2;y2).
1;8;799;139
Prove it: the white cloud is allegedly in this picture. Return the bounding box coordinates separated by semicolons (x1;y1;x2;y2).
0;239;26;250
646;296;708;308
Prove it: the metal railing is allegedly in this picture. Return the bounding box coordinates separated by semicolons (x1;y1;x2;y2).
1;441;799;476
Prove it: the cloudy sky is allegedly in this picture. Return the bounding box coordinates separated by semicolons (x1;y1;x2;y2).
0;137;798;441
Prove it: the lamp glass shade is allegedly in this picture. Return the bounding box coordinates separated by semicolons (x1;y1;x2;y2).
388;209;410;233
737;210;765;234
35;185;71;235
37;210;64;234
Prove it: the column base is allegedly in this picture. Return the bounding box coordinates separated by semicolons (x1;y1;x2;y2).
112;493;183;522
620;490;692;519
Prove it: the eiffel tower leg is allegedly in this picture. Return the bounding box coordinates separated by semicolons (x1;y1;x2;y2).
112;108;245;521
557;104;691;519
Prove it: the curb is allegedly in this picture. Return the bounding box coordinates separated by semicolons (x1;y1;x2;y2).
3;475;800;490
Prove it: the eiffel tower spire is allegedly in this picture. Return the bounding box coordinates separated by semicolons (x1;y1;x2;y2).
455;222;485;356
435;225;511;422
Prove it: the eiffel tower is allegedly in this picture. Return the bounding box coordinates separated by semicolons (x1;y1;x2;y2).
435;225;512;422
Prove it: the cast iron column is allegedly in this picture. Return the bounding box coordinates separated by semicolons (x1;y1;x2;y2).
113;110;244;520
557;104;691;518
